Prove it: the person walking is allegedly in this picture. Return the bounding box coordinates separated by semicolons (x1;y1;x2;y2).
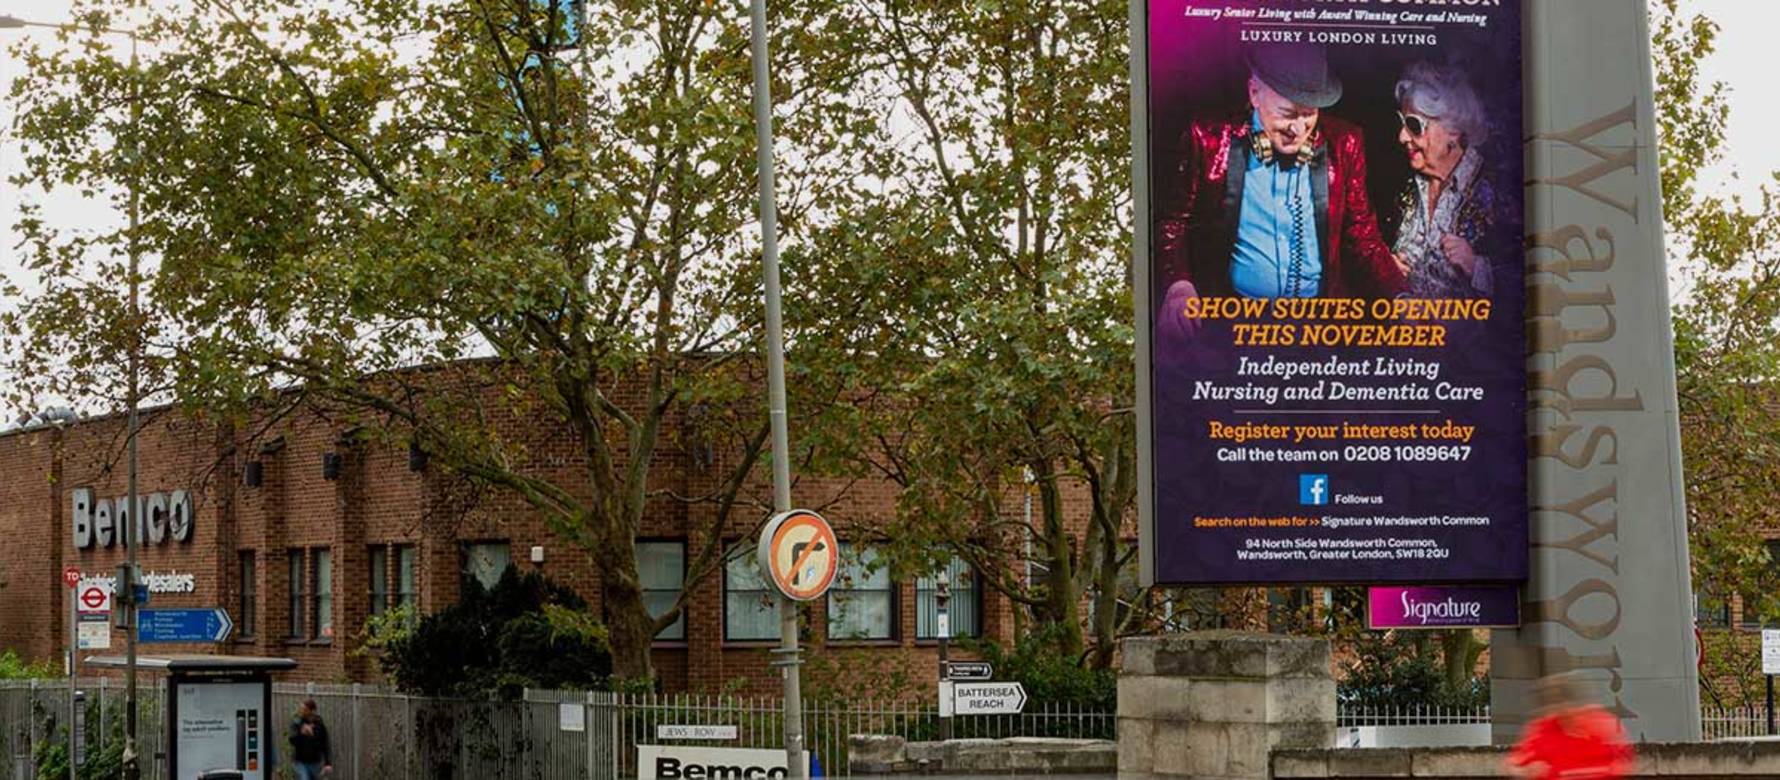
1506;674;1634;779
289;699;334;780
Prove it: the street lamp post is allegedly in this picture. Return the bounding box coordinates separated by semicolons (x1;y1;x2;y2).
0;14;145;780
741;0;808;778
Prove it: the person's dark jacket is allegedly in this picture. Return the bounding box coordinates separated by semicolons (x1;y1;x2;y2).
1155;114;1406;301
289;715;332;766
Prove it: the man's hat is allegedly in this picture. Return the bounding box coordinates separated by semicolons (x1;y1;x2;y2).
1247;43;1343;109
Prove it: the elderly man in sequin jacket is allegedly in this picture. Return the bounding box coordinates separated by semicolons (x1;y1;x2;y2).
1155;44;1407;340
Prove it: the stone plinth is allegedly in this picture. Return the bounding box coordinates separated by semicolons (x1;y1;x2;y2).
849;734;1116;775
1118;632;1336;780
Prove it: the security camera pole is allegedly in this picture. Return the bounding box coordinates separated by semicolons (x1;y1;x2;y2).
744;0;807;776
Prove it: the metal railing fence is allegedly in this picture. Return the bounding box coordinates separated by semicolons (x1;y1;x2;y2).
1337;703;1492;728
1;680;1111;779
0;678;167;780
1702;705;1780;741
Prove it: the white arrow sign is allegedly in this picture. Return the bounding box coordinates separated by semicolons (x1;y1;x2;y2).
951;682;1027;715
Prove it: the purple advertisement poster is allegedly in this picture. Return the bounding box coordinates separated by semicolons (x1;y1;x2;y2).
1143;0;1527;584
1368;586;1521;630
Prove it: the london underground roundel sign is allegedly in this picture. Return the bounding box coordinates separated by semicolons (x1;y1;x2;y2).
757;509;839;602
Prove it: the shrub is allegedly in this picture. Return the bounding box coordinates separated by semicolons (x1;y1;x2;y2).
970;624;1116;711
1339;634;1488;708
0;650;59;680
369;568;613;697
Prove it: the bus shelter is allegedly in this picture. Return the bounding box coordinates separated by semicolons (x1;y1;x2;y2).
86;655;297;780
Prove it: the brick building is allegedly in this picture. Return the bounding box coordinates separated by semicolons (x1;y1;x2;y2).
0;390;1030;694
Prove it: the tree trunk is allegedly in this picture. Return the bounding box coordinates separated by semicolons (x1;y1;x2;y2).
598;542;658;684
1087;565;1119;669
1035;463;1086;659
1440;630;1483;691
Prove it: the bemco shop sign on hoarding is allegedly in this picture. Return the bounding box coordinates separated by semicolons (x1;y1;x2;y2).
637;745;799;779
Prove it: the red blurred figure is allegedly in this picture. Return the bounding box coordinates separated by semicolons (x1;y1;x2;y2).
1505;674;1634;779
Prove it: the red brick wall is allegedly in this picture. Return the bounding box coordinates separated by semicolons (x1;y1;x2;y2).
0;385;1089;694
0;427;64;667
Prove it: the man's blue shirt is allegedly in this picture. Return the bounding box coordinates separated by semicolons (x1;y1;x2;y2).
1231;115;1322;298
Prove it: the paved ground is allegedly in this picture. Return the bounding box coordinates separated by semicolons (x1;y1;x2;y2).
909;776;1115;779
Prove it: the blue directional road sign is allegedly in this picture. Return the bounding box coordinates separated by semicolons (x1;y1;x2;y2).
137;609;233;643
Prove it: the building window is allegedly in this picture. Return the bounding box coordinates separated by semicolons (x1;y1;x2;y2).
314;548;333;640
287;549;306;639
917;557;979;639
396;545;418;610
638;541;686;641
1696;590;1729;629
828;543;894;640
462;541;513;595
237;551;256;639
724;546;778;641
369;546;390;617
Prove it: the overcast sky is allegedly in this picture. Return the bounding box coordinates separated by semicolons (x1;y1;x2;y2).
0;0;1776;418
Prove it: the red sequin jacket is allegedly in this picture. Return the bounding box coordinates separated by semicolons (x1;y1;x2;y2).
1154;115;1406;300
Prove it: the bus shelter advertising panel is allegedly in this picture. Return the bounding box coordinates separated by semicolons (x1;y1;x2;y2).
1140;0;1527;584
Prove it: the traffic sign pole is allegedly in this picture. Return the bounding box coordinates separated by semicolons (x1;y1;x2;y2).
937;573;951;742
1764;630;1780;735
66;573;77;780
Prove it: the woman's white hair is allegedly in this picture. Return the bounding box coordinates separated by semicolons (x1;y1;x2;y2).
1395;62;1489;147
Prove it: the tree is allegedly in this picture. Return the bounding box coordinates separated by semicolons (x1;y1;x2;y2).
3;0;882;681
790;0;1138;667
1651;0;1780;704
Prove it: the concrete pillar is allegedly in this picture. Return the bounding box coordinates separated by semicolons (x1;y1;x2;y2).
1118;632;1335;780
1497;0;1701;743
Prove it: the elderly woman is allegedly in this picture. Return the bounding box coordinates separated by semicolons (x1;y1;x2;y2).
1391;62;1500;299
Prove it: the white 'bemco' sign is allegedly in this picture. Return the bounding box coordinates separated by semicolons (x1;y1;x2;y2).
637;745;787;779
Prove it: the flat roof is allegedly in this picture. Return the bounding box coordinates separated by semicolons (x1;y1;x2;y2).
83;655;298;672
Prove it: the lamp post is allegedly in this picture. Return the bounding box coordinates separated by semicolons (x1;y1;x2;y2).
0;14;145;780
742;0;807;776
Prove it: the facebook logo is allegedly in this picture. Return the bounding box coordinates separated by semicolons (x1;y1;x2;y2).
1299;474;1330;506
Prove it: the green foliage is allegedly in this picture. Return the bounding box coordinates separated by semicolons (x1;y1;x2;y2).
0;650;60;680
1697;631;1766;708
794;0;1139;669
3;0;882;682
1338;646;1489;709
1650;0;1780;703
32;696;125;780
970;625;1116;711
356;601;417;658
34;729;124;780
373;568;613;698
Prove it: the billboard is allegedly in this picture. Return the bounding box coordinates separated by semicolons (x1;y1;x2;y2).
1135;0;1527;584
172;679;270;779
